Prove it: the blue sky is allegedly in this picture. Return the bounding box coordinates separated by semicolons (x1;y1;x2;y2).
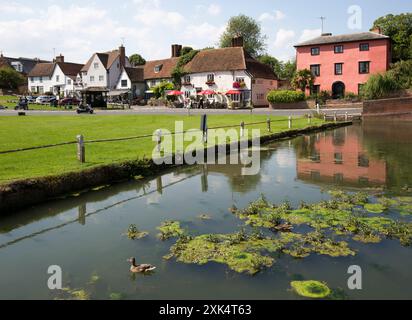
0;0;410;63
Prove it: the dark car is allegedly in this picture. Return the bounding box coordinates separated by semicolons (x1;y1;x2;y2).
59;97;80;106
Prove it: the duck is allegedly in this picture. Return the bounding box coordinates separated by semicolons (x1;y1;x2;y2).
127;257;156;273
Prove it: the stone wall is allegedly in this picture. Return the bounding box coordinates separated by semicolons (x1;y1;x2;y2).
363;96;412;117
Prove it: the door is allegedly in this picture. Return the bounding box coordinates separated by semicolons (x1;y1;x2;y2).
332;81;345;99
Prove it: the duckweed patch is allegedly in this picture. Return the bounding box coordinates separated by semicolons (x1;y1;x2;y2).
126;224;149;240
291;281;331;299
157;221;184;240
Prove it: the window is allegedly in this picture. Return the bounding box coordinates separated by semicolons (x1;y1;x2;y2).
235;77;245;83
207;74;215;82
334;45;344;53
31;86;36;92
99;75;104;82
39;87;44;94
40;77;43;83
358;154;370;168
335;63;343;75
94;62;99;69
184;91;191;98
30;77;34;82
154;65;162;73
231;93;240;102
310;152;321;163
121;79;128;87
56;75;60;82
360;43;369;51
184;75;191;84
359;61;370;74
311;47;320;55
310;85;320;95
150;80;156;87
310;64;320;77
67;79;72;85
90;76;95;82
334;153;343;164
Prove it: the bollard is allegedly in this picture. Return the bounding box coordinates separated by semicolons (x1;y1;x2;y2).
316;103;320;114
334;112;337;122
267;118;271;132
288;116;292;129
307;114;312;124
77;135;85;163
240;121;245;137
345;112;348;121
155;129;162;152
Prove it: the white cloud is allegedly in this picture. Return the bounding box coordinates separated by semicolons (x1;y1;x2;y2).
183;23;225;44
299;29;322;42
134;10;184;28
207;4;221;16
0;2;34;15
273;29;296;48
258;10;285;22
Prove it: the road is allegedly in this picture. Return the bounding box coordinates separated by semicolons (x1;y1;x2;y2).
0;107;362;117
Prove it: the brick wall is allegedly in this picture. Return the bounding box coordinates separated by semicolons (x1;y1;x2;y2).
363;96;412;117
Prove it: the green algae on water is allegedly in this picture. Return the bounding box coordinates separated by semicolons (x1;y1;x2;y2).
291;280;331;299
157;221;184;240
126;224;149;240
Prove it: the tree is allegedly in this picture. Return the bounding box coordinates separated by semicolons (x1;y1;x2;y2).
181;46;193;55
0;67;25;89
291;69;315;92
280;60;296;80
258;55;282;74
219;15;267;57
152;81;174;98
129;54;146;66
258;55;296;80
371;13;412;61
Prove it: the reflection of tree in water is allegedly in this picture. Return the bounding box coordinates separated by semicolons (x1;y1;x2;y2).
362;119;412;190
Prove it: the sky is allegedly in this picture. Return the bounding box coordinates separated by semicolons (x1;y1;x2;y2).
0;0;410;64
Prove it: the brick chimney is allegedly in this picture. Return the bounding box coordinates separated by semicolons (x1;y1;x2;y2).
371;26;383;35
171;44;182;58
56;54;64;63
119;45;126;68
231;36;244;48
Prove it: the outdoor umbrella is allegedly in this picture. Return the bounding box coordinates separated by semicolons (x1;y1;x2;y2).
201;90;216;95
226;90;241;95
167;90;183;96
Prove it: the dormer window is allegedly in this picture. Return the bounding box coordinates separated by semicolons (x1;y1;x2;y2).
154;65;163;73
94;63;99;69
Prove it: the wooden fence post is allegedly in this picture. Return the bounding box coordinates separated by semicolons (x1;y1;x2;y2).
308;114;312;124
345;112;348;121
240;121;245;137
323;113;327;121
77;135;85;163
334;112;337;122
288;116;292;129
267;118;271;132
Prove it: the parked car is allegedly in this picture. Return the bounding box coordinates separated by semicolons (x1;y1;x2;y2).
0;105;8;110
59;97;80;106
26;96;37;103
36;95;56;104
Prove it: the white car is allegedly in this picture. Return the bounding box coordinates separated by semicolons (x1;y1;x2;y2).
36;96;56;104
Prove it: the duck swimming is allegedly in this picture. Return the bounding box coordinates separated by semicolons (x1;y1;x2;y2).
127;257;156;273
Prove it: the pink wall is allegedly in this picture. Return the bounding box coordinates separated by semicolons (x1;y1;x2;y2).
296;39;391;95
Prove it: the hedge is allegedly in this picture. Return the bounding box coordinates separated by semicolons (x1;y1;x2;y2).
267;90;306;104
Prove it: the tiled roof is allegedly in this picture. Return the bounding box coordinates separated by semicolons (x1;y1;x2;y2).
81;50;121;72
124;67;144;82
144;57;179;80
28;62;83;77
294;31;389;47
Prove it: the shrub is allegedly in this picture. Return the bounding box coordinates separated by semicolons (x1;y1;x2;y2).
361;73;401;100
267;90;305;104
318;90;331;104
344;92;358;101
152;81;174;98
291;69;315;92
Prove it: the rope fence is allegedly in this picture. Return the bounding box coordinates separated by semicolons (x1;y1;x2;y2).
0;116;324;159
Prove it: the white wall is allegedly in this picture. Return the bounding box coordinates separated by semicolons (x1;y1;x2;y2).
82;55;108;88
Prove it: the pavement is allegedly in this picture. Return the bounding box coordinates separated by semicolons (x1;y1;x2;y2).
0;106;363;117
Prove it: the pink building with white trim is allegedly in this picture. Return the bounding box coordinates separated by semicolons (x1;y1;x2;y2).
295;31;391;97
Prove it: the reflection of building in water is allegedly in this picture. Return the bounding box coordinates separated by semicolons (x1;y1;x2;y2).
297;130;387;186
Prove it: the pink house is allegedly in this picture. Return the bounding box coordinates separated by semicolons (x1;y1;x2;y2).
295;31;391;97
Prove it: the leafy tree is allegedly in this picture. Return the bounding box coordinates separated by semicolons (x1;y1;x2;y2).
219;15;267;57
258;54;282;73
280;60;297;80
171;49;200;88
258;55;296;80
129;54;146;66
0;66;25;89
181;46;194;55
371;13;412;61
152;81;174;98
291;69;315;92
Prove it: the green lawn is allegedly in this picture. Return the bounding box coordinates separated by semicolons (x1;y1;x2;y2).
0;114;324;183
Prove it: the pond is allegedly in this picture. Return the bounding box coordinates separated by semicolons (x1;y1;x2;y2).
0;118;411;300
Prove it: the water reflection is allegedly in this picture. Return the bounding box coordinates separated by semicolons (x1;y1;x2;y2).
296;125;387;187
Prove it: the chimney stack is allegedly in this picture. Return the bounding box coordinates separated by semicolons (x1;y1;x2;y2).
171;44;182;58
56;54;64;63
371;26;383;35
231;36;244;48
119;45;126;68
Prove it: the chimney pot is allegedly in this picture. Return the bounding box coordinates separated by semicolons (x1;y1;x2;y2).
171;44;182;57
56;54;64;63
119;45;126;68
